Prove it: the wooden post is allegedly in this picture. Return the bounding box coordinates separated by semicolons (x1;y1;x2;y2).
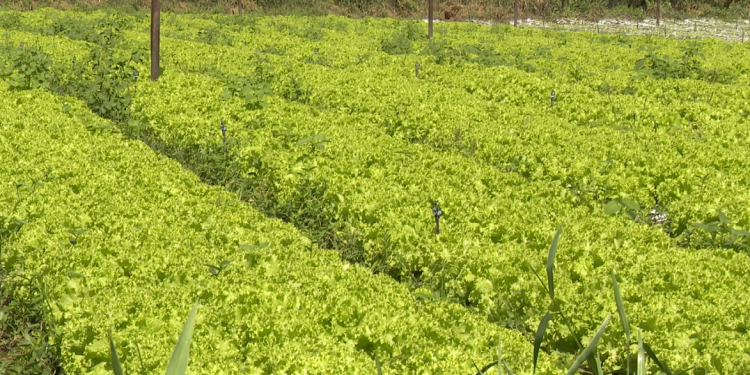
150;0;160;81
428;0;433;38
656;0;660;26
514;0;518;27
238;0;242;15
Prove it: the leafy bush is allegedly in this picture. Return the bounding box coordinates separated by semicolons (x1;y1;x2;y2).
1;46;53;90
635;45;735;83
0;39;145;123
381;32;413;54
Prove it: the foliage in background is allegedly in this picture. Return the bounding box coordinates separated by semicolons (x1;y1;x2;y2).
3;0;750;21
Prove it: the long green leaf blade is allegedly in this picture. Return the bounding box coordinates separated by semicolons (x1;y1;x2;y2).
637;330;646;375
473;361;483;374
565;315;611;375
644;342;673;375
375;353;382;375
588;350;604;375
475;361;498;375
164;299;199;375
547;226;562;300
533;314;554;375
612;270;631;343
108;328;124;375
497;335;505;375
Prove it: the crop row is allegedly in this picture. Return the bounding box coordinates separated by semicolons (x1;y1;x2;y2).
0;82;558;374
86;11;750;250
2;10;749;373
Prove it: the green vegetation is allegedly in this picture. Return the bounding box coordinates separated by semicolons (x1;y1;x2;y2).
0;83;553;374
2;0;750;22
2;7;750;375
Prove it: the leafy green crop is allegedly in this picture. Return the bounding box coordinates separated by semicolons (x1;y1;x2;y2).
2;9;750;374
0;83;555;374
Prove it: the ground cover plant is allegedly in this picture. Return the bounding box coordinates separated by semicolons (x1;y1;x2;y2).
0;83;555;374
1;7;750;375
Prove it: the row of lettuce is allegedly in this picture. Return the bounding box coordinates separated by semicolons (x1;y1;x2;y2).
2;9;750;373
156;13;750;242
0;83;557;374
113;9;750;251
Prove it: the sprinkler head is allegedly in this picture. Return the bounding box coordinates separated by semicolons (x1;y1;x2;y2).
432;200;443;234
432;200;443;219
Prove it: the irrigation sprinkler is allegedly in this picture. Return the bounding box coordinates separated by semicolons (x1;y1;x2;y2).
314;48;319;54
432;200;443;235
134;70;139;82
550;90;556;108
220;120;227;149
648;205;668;226
19;42;23;47
72;56;76;68
415;61;420;78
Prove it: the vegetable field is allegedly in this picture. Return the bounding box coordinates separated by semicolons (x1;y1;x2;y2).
1;8;750;375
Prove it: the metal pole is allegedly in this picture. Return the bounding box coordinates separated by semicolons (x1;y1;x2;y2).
428;0;433;38
656;0;660;26
514;0;518;27
150;0;160;81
